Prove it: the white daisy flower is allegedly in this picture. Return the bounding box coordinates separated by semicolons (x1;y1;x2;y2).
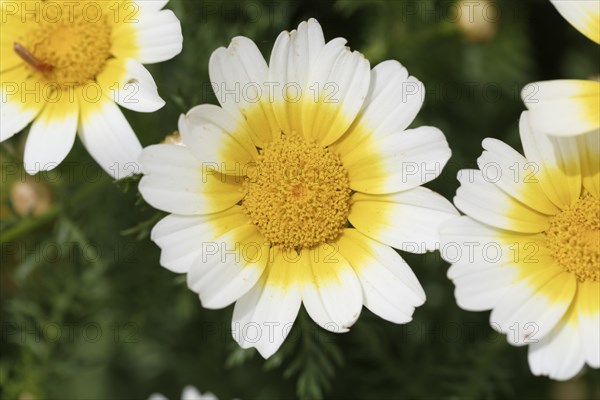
0;0;183;177
148;385;218;400
138;18;458;358
522;0;599;137
440;111;599;381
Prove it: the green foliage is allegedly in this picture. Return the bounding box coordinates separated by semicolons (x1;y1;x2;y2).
2;0;600;399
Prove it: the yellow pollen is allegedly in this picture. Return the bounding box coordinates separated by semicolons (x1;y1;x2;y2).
242;134;351;250
15;1;112;86
544;192;600;282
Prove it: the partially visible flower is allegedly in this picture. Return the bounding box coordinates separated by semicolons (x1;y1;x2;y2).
148;385;217;400
440;111;599;380
522;1;599;137
139;19;457;358
0;0;183;178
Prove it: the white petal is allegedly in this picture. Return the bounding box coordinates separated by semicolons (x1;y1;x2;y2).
187;224;269;309
522;80;599;137
97;58;165;113
440;216;540;267
528;305;586;381
336;229;425;323
519;111;581;209
78;95;142;179
450;263;518;312
454;169;550;233
209;36;279;147
577;281;600;368
334;60;425;154
342;126;451;194
231;248;302;359
577;131;600;197
182;386;217;400
138;144;244;215
178;104;257;172
269;18;325;136
147;394;168;400
135;0;169;14
301;38;370;145
349;186;459;253
23;94;78;174
0;66;44;141
478;138;559;215
550;0;600;44
132;9;183;63
357;60;425;138
440;216;524;311
300;244;363;332
0;98;38;142
490;266;576;346
151;206;247;273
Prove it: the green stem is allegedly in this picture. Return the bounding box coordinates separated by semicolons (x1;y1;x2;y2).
1;206;60;243
1;178;109;243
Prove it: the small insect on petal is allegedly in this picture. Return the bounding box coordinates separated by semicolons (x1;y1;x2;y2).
13;42;54;73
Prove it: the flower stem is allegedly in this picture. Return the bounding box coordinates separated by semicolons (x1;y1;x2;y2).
1;178;110;244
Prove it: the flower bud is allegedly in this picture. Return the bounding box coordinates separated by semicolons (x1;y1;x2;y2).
161;131;185;146
10;179;53;217
456;0;499;43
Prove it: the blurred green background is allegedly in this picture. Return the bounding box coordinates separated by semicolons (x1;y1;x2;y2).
1;0;599;399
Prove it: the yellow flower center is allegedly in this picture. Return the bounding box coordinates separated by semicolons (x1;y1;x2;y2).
242;135;351;250
544;192;600;282
14;1;112;86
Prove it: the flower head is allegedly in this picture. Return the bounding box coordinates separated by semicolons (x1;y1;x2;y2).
440;111;599;380
139;19;458;358
522;1;599;138
0;0;183;177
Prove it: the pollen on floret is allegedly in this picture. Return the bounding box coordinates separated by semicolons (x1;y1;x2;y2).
14;1;112;87
544;192;600;282
242;134;351;250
